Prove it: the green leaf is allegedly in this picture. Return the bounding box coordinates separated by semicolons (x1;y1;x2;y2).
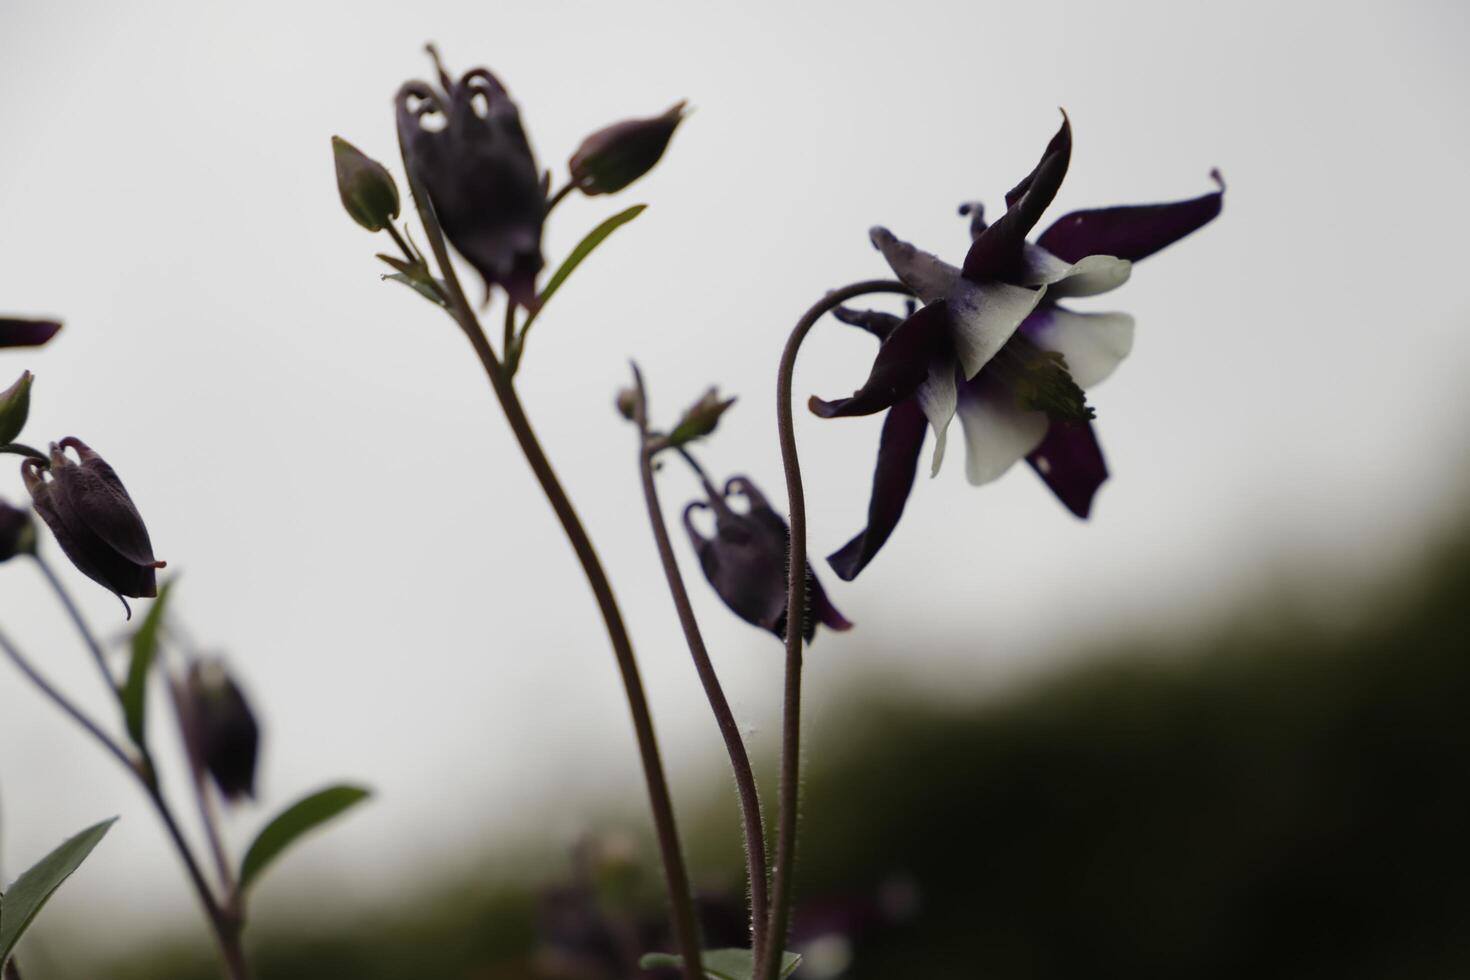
638;948;802;980
239;784;371;894
381;272;447;307
520;203;646;337
666;388;737;448
0;817;116;969
122;578;175;749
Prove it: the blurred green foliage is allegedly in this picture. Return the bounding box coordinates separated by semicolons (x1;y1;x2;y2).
37;520;1470;978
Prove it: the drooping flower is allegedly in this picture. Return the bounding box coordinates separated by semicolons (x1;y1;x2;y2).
176;659;260;801
821;145;1223;579
0;318;61;349
684;474;850;642
395;48;545;310
22;437;165;613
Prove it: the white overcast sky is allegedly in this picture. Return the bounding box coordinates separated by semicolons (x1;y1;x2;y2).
1;0;1467;955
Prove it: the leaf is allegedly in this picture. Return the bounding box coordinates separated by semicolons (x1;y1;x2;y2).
0;818;116;969
382;272;447;307
239;784;371;894
122;578;174;749
638;948;802;980
521;204;646;336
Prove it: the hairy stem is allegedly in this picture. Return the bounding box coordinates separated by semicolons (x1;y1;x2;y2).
403;173;703;978
758;280;912;980
633;367;770;960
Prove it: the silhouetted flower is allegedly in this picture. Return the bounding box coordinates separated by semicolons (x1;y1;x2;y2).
177;659;260;802
822;144;1223;579
396;48;545;310
569;101;687;195
0;318;61;349
684;475;850;642
0;498;35;562
22;438;165;613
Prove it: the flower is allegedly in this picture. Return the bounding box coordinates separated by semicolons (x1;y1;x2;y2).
0;318;61;349
395;47;545;310
22;437;165;613
569;101;688;196
819;118;1223;579
0;497;35;562
176;659;260;801
684;474;850;642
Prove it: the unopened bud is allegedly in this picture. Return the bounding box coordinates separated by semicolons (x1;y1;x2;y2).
667;387;735;447
0;371;33;444
569;101;687;196
180;659;260;802
0;498;36;562
615;387;639;421
333;136;401;232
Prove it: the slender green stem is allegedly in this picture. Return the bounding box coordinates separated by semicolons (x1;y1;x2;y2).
758;280;912;980
31;553;115;695
632;367;770;961
385;223;417;265
402;171;703;979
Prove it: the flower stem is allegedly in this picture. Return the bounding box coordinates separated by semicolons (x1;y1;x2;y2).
31;553;116;695
0;624;134;772
758;280;912;980
632;366;770;961
402;175;704;978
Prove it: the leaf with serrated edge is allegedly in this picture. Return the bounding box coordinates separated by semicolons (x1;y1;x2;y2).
0;818;117;969
122;579;175;749
239;785;371;894
638;949;802;980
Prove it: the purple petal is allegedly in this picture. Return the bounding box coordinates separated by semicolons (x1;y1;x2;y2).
0;318;62;349
1035;170;1225;264
827;397;928;581
832;306;903;342
1026;419;1108;518
962;112;1072;283
811;301;951;419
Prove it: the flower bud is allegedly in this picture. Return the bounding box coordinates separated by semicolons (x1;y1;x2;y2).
667;387;735;447
332;136;401;232
22;437;165;614
0;318;61;349
0;370;33;444
178;659;260;802
615;386;639;421
569;101;687;196
683;475;851;642
0;498;36;562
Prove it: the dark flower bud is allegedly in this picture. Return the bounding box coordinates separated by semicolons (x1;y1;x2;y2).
22;437;165;615
0;317;61;349
178;659;260;801
0;498;36;562
569;101;687;196
667;387;735;447
0;370;33;444
332;136;401;232
683;475;851;642
396;49;546;310
615;386;639;421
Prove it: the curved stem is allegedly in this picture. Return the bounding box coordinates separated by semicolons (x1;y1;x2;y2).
0;624;134;772
758;279;912;980
31;554;115;695
632;368;770;961
545;180;575;218
403;174;703;978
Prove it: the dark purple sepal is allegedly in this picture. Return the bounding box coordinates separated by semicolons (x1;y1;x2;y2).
1026;418;1108;518
1035;170;1225;264
962;113;1072;283
0;318;62;349
827;397;928;581
181;660;260;802
810;301;951;419
832;306;903;342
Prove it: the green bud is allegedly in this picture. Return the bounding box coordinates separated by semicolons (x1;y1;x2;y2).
667;387;735;447
333;136;401;232
615;387;639;421
569;101;687;196
0;370;34;445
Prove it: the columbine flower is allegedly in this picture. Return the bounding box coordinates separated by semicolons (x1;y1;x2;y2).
819;123;1223;580
22;437;165;613
176;659;260;801
395;47;545;310
0;318;61;349
684;475;850;642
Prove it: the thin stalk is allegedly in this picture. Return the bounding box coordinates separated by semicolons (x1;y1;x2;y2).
545;180;575;217
632;367;770;960
758;280;912;980
403;172;703;978
385;223;418;265
0;624;134;772
31;554;115;695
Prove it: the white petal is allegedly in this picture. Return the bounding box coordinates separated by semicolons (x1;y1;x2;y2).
915;358;958;476
1019;243;1132;298
869;227;960;303
957;381;1049;486
944;277;1046;379
1026;308;1136;388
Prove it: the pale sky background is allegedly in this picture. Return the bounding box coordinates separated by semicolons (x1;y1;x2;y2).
1;0;1468;959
